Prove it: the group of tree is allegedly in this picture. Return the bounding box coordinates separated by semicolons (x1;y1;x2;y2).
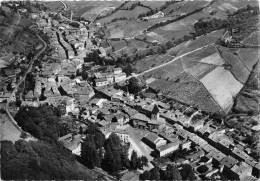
15;105;69;144
130;150;148;170
81;125;148;176
127;77;145;94
140;164;196;180
1;140;91;180
81;123;105;168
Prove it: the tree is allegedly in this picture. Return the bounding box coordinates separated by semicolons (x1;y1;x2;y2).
140;170;150;180
162;164;182;180
180;164;196;181
130;150;138;170
150;167;160;180
128;77;143;94
166;41;173;49
141;156;148;168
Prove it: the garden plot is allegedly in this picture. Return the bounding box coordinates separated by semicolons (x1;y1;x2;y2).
199;52;225;65
237;48;260;71
200;66;244;113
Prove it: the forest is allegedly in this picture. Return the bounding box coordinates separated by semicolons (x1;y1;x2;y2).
1;105;91;180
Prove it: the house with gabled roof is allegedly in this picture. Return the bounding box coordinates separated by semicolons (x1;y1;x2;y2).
142;132;166;149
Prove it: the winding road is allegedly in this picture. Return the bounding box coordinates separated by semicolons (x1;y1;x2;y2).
4;33;47;141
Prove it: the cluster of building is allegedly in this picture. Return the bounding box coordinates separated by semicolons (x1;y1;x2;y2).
94;67;126;87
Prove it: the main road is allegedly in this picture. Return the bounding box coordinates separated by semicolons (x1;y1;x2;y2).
4;33;47;141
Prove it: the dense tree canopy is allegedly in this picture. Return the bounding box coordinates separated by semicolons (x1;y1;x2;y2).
15;105;70;143
1;140;91;180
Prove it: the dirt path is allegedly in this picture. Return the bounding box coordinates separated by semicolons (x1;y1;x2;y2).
136;43;215;77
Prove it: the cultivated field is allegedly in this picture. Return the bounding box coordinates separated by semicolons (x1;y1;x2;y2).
180;30;224;55
97;6;150;24
167;41;187;56
200;66;244;113
181;45;217;69
242;30;260;45
163;1;209;16
220;49;251;84
133;54;173;73
199;52;225;65
186;63;216;80
140;1;165;11
109;40;127;52
237;48;260;71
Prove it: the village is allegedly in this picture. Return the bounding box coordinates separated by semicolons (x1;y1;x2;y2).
0;1;260;181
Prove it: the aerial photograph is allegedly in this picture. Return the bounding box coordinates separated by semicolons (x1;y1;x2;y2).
0;0;259;180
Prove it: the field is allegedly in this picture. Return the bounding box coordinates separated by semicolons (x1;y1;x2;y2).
104;16;173;38
233;64;259;114
142;58;183;81
140;1;165;11
199;52;225;65
167;41;187;56
219;48;250;84
180;30;224;55
97;6;150;24
242;30;260;45
146;71;224;115
133;54;173;73
109;40;127;52
163;1;209;16
200;66;244;113
152;19;194;41
237;48;260;71
44;1;63;12
181;45;217;69
186;63;216;80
